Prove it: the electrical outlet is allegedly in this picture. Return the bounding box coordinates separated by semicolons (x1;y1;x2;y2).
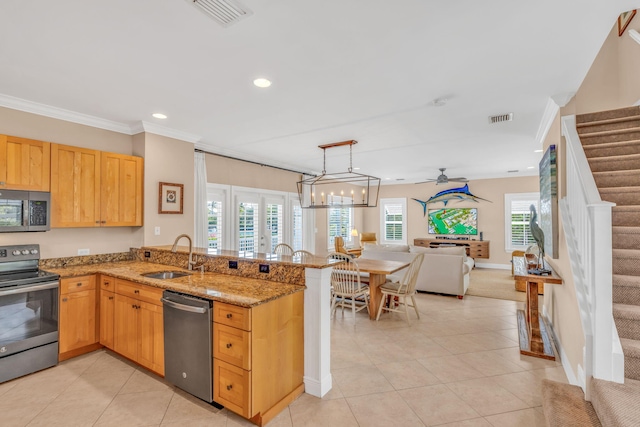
78;249;90;256
144;251;151;258
229;260;238;269
259;264;270;274
154;226;160;236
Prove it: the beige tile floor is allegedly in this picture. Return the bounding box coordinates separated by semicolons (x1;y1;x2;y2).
0;292;566;426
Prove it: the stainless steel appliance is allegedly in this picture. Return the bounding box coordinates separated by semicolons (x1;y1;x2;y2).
0;190;51;232
161;290;213;402
0;244;59;383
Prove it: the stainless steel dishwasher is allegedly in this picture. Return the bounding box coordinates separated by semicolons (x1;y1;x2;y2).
161;290;213;402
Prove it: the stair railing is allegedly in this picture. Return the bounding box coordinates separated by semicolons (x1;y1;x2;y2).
561;115;623;398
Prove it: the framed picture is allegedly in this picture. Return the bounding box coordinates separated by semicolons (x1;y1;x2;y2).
159;182;184;214
618;9;637;36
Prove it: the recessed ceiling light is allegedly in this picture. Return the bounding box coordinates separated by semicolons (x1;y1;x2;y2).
353;167;360;170
534;149;543;153
507;170;519;173
253;78;272;88
152;113;167;119
527;166;536;169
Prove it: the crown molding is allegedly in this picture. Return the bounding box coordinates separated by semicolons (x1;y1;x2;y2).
133;121;201;144
629;29;640;46
0;93;132;134
535;98;559;145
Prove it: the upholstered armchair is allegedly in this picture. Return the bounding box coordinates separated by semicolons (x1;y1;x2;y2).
360;232;377;245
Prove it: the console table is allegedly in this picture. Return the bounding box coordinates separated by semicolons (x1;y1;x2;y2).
513;256;563;360
414;238;490;259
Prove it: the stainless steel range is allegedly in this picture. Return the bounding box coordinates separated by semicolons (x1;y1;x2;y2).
0;244;59;383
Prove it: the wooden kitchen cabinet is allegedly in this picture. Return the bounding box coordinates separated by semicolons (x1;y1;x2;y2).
112;277;164;375
0;134;50;191
59;275;99;360
212;292;304;426
99;276;115;350
51;144;143;228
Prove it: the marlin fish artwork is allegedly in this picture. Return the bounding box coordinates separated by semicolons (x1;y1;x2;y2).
412;184;491;216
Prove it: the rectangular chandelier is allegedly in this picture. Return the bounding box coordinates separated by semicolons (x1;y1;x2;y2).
296;140;381;209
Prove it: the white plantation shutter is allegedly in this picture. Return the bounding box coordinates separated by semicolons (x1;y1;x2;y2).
328;201;354;248
505;193;540;250
380;198;407;244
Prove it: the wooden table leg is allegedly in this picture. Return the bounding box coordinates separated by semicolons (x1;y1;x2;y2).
517;278;555;360
368;273;386;320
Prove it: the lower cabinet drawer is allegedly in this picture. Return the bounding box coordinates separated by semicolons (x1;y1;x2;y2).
214;358;251;418
61;276;95;294
213;323;251;370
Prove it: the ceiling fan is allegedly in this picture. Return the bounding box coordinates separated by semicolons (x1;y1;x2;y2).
416;168;468;185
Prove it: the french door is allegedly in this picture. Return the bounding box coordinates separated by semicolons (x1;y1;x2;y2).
235;193;285;253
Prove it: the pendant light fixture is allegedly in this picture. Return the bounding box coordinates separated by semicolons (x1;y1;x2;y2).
297;140;381;209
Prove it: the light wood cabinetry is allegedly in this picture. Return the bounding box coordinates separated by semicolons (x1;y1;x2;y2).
51;144;143;228
0;135;50;191
414;238;490;259
99;276;115;350
213;292;304;426
59;275;99;360
111;277;164;375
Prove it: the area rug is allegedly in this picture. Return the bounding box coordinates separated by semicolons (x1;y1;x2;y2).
467;267;526;302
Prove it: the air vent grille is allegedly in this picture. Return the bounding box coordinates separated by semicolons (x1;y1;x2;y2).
191;0;253;27
489;113;514;124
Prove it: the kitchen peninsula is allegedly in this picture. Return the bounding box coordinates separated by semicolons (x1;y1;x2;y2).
43;246;337;426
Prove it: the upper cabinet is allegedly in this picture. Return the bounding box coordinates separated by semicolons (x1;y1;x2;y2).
51;144;143;228
0;135;51;191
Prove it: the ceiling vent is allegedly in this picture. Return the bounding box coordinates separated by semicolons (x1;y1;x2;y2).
488;113;514;124
189;0;253;27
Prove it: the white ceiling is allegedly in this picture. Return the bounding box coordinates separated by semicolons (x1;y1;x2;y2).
0;0;637;183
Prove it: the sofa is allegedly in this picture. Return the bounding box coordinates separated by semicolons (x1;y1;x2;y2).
358;243;475;298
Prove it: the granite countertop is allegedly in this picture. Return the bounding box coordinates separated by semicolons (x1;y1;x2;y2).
148;245;336;268
45;261;304;308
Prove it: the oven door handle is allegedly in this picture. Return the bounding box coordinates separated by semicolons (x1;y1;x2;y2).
0;281;59;296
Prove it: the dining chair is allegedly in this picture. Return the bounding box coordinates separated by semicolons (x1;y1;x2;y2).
293;249;314;260
327;253;369;319
334;236;349;255
376;253;424;323
274;243;294;255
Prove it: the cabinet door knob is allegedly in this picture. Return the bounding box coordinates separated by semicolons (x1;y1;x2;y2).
104;281;110;286
226;384;233;391
226;343;232;348
109;296;114;300
226;313;232;318
134;290;140;294
62;297;68;302
76;283;82;287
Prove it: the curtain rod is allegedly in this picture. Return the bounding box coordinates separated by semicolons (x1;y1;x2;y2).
195;148;315;177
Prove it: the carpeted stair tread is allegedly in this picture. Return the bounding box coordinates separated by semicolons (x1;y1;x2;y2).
612;206;640;227
591;377;640;427
541;379;601;426
613;303;640;320
613;274;640;305
612;227;640;250
594;169;640;188
613;249;640;276
577;106;640;124
599;186;640;205
588;154;640;173
584;139;640;158
580;130;640;146
621;338;640;381
577;123;640;138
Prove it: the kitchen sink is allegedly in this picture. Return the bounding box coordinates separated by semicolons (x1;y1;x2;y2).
142;271;190;280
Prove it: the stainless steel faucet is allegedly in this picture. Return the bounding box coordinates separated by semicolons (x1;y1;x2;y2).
171;234;196;270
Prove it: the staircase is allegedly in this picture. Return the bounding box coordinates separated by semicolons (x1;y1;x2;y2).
543;106;640;426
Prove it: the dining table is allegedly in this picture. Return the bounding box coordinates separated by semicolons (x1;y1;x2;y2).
355;258;410;319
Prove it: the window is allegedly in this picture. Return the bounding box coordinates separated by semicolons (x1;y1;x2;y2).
380;198;407;244
265;201;284;251
328;204;354;249
505;192;540;251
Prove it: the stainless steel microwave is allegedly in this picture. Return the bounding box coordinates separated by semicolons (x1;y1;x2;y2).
0;190;51;232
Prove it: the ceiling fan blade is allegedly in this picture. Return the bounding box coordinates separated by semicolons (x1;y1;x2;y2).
447;177;468;181
415;179;437;184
